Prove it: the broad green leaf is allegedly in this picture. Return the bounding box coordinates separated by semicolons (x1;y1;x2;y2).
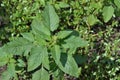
114;0;120;9
102;6;114;22
58;2;70;8
68;47;77;54
87;15;98;26
32;67;49;80
62;36;88;48
42;45;49;70
61;54;79;77
1;63;16;80
61;36;88;54
2;38;33;55
0;56;8;67
57;30;73;39
21;32;34;42
40;0;45;6
0;48;8;66
42;53;50;70
42;4;59;31
17;59;26;67
28;46;42;71
34;34;47;45
31;18;51;40
28;46;49;71
52;45;61;63
52;45;79;77
52;69;64;80
90;2;102;9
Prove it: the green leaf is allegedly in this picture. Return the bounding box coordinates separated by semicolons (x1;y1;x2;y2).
28;46;42;71
1;63;16;80
87;15;98;26
28;46;49;71
21;32;34;42
62;36;88;48
52;45;79;77
52;45;61;63
58;2;70;8
17;59;26;67
0;48;8;66
102;6;114;22
67;47;77;54
2;38;33;55
31;18;51;40
90;2;102;9
42;4;59;31
61;36;88;54
34;34;47;46
40;0;45;6
32;67;49;80
42;46;49;70
42;53;50;70
61;54;80;77
57;30;73;39
114;0;120;9
52;69;64;80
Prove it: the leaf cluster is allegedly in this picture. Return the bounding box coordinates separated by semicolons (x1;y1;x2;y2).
0;0;120;80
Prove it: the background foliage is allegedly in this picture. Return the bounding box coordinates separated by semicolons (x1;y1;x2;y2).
0;0;120;80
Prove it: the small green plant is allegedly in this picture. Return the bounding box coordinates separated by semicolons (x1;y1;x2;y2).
0;4;87;80
0;0;120;80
